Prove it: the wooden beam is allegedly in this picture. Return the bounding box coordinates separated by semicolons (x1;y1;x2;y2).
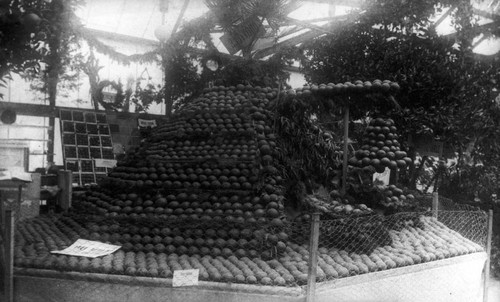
472;34;489;48
253;13;355;59
433;6;456;28
172;0;190;35
0;101;169;119
0;102;57;117
285;17;337;34
253;29;322;59
473;8;500;22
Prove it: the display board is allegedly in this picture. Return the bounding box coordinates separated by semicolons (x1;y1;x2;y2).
59;110;114;186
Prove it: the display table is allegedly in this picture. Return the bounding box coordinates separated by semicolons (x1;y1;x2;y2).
12;252;486;302
315;252;487;302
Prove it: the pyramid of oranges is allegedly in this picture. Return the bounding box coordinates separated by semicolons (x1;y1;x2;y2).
73;84;287;259
349;117;412;173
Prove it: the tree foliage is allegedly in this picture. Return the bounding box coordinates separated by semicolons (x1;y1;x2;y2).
0;0;85;103
159;1;297;114
295;0;500;192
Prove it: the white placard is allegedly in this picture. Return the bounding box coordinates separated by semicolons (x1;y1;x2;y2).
373;167;390;186
51;239;121;258
172;269;199;287
0;140;29;148
94;159;117;168
138;119;157;128
0;167;32;182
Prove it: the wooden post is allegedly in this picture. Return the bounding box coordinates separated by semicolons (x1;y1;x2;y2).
306;213;320;302
57;170;73;212
341;105;349;196
4;209;14;302
483;209;493;302
17;183;22;211
0;190;3;230
432;191;439;219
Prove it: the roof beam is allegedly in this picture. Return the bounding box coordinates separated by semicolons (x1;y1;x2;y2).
472;34;489;48
473;8;500;21
253;13;356;59
433;6;456;28
285;17;337;34
172;0;190;35
253;27;325;59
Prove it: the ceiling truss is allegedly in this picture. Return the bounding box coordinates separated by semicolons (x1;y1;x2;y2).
84;0;500;62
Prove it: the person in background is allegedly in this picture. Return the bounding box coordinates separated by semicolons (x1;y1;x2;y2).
39;162;60;213
46;162;60;175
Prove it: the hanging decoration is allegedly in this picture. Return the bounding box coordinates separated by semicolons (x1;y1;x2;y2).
154;24;171;41
78;28;159;65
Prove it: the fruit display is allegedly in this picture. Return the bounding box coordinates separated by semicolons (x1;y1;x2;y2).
380;185;416;209
14;214;483;285
304;194;374;217
12;82;485;288
349;118;412;173
283;80;400;99
68;84;290;260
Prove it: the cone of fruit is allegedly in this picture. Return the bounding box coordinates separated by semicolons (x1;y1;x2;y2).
349;118;411;173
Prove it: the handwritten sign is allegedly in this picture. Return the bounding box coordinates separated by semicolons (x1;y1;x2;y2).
51;239;121;258
94;159;117;169
138;119;157;128
172;269;199;287
0;140;29;148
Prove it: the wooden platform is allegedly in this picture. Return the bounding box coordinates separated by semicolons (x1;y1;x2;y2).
12;252;487;302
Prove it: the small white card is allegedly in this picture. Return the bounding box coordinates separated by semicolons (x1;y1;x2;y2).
172;269;199;287
373;167;390;186
94;159;117;169
51;239;121;258
138;119;157;128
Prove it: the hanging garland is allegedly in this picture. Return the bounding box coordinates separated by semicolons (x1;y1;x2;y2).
78;27;160;65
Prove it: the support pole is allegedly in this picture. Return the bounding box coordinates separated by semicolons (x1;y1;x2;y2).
0;190;3;230
47;116;55;164
432;191;439;219
483;209;493;302
57;170;73;212
306;213;320;302
4;209;14;302
17;183;22;208
341;105;349;196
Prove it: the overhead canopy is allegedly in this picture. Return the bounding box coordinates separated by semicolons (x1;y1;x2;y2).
76;0;500;59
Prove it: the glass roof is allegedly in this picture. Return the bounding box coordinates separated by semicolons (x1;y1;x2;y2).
77;0;209;41
76;0;500;56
